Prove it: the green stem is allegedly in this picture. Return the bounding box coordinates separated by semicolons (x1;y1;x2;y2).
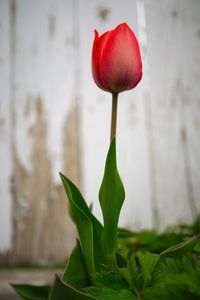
134;288;142;300
160;233;200;256
110;93;118;143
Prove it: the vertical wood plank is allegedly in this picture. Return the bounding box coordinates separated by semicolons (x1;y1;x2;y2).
136;0;158;228
0;0;12;252
1;0;199;264
79;0;153;229
11;0;77;264
144;0;196;229
180;0;200;214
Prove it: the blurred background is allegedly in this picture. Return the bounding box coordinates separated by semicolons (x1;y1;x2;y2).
0;0;200;268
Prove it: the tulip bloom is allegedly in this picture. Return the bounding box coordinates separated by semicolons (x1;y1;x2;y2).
92;23;142;94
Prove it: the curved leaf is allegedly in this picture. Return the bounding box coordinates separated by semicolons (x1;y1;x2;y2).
160;234;200;256
60;173;105;272
11;283;50;300
99;138;125;263
63;239;90;289
48;275;96;300
60;173;94;273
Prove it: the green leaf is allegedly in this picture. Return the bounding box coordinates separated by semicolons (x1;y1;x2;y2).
118;227;136;238
160;234;200;256
85;287;137;300
128;251;160;292
116;252;127;268
137;252;160;287
84;271;136;300
63;239;90;289
194;239;200;253
60;173;105;272
60;173;94;274
90;270;128;289
118;267;132;287
48;275;96;300
143;254;200;299
143;270;200;300
128;255;142;291
143;284;198;300
99;138;125;263
11;283;50;300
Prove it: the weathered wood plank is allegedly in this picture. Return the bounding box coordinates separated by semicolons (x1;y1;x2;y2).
11;0;78;264
180;0;200;213
144;0;196;229
79;0;153;229
0;0;13;252
1;0;200;265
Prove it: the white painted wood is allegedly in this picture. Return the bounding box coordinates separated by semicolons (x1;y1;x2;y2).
144;0;195;229
13;0;75;182
11;0;77;263
180;0;200;213
0;0;13;250
79;0;153;229
0;0;200;262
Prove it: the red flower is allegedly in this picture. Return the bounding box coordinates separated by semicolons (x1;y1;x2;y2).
92;23;142;94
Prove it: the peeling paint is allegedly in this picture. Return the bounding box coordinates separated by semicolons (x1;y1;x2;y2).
24;94;32;118
48;15;56;38
97;7;110;21
181;127;187;142
0;117;5;127
62;105;80;187
196;28;200;38
1;0;79;264
10;0;16;18
11;98;76;265
171;9;178;19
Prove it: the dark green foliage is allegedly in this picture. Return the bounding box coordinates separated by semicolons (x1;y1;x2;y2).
84;271;137;300
118;217;200;258
85;249;200;300
142;253;200;300
62;239;90;289
11;283;50;300
48;275;96;300
194;239;200;253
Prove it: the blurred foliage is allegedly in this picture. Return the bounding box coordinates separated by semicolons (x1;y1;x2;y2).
118;215;200;258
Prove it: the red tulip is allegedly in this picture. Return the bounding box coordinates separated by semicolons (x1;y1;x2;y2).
92;23;142;94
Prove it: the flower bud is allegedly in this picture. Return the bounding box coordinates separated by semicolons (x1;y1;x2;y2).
92;23;142;94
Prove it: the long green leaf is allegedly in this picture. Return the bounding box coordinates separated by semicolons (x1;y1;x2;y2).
99;138;125;263
160;234;200;256
60;173;105;272
48;275;96;300
63;239;90;289
11;283;50;300
60;173;94;274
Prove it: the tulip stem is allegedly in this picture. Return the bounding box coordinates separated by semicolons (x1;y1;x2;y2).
110;93;118;143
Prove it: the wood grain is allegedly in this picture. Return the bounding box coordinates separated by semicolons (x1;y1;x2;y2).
0;0;13;252
10;0;78;264
144;0;198;229
0;0;200;263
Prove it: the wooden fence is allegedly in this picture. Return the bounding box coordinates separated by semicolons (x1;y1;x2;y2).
0;0;200;264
